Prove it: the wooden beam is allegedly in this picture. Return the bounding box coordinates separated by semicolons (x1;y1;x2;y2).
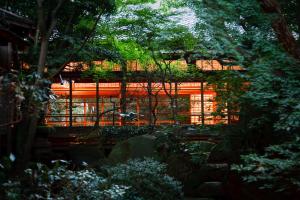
95;80;100;127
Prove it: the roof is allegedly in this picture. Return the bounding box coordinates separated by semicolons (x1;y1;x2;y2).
0;8;34;30
0;8;35;46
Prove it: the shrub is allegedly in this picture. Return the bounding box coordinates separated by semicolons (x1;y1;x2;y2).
184;141;216;164
2;159;183;200
2;161;129;200
106;158;184;200
232;138;300;193
100;126;150;140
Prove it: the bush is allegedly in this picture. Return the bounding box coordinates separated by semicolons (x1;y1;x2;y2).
100;126;150;140
2;158;183;200
2;161;129;200
184;141;216;164
232;138;300;193
106;158;184;200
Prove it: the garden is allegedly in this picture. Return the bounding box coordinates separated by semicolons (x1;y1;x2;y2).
0;0;300;199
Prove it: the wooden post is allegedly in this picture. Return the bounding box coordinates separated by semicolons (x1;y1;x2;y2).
227;82;231;125
137;98;140;126
200;80;205;125
110;96;116;126
65;98;68;126
69;78;73;127
101;98;104;126
96;80;100;127
174;82;178;124
112;103;116;126
84;99;86;126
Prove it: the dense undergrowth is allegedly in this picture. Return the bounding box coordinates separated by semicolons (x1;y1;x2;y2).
0;158;183;200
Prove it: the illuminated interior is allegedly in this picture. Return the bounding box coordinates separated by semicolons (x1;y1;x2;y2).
45;82;236;126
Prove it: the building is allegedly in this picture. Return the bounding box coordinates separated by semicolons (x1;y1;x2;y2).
46;59;242;127
0;8;34;153
0;8;34;73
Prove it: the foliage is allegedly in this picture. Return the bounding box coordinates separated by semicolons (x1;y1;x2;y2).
83;61;116;81
232;138;300;193
0;72;24;104
0;72;25;127
0;154;16;186
206;70;246;119
1;0;116;75
184;141;216;164
184;0;300;134
0;0;118;170
1;158;183;200
100;126;151;140
176;0;300;194
244;44;300;133
0;71;52;128
20;73;52;110
96;1;196;69
154;125;221;165
1;160;129;200
106;158;184;200
154;126;186;155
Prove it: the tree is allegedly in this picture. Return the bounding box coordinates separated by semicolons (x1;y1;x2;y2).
171;0;300;195
0;0;116;170
259;0;300;60
94;2;196;125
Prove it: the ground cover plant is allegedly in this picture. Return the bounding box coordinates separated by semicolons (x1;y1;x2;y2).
1;158;183;200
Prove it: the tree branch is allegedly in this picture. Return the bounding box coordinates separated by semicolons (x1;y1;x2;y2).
47;0;65;38
37;0;46;36
50;11;103;78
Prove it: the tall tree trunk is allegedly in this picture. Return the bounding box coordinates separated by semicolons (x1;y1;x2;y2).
152;94;158;126
16;109;39;171
14;0;65;172
259;0;300;60
37;37;49;75
18;37;49;169
161;81;177;124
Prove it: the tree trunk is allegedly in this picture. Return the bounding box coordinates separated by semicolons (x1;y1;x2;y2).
152;94;158;126
259;0;300;60
16;37;49;171
37;37;49;75
18;38;49;170
16;109;39;171
170;97;176;124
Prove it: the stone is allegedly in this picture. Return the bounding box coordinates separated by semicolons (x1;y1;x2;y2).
196;182;224;198
108;134;158;164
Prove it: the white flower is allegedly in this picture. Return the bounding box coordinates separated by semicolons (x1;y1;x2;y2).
9;153;15;162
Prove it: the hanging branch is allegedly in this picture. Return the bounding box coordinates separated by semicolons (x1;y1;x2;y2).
50;11;104;78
